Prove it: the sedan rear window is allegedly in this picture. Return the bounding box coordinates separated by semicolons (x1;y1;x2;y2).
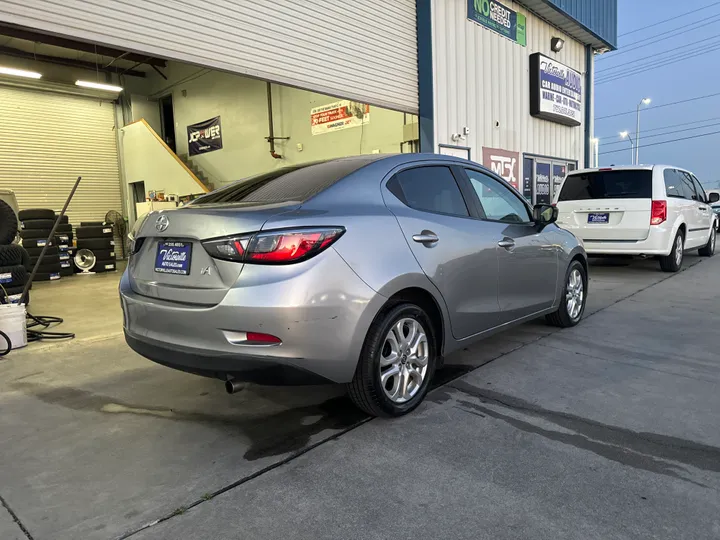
558;170;653;201
192;158;378;205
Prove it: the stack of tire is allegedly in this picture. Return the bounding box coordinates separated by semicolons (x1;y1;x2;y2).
0;200;31;304
76;222;117;273
18;208;72;281
54;214;75;277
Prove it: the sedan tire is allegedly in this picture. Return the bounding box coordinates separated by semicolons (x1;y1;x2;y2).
546;260;587;328
348;303;437;417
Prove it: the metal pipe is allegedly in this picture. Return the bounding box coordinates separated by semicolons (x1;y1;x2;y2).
20;176;82;304
266;82;282;159
225;379;245;394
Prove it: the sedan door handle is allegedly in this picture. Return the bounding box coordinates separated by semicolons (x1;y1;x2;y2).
497;238;515;249
412;232;439;244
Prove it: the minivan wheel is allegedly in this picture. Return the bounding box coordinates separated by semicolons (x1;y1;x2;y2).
348;303;437;417
699;227;715;257
659;231;684;272
546;260;587;328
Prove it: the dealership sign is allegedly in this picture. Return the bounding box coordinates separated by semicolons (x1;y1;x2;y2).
482;147;519;190
311;100;369;136
467;0;526;46
187;116;223;156
530;53;582;126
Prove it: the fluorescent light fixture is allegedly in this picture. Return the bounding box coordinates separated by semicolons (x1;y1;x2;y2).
75;80;123;92
0;66;42;79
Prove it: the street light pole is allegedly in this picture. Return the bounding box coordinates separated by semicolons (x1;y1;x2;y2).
636;97;651;165
591;138;599;167
620;131;635;165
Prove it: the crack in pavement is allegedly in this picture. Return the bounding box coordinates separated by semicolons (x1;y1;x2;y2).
446;380;720;488
0;492;33;540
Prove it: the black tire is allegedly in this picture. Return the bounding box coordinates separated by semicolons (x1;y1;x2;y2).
19;229;52;240
0;264;28;288
77;238;115;250
699;227;715;257
56;223;72;234
55;214;69;224
20;246;30;272
30;261;61;274
347;303;437;417
92;260;117;272
20;218;55;230
55;233;72;246
0;244;25;266
84;248;116;260
0;200;18;245
76;226;113;239
660;231;684;272
546;260;587;328
80;221;106;227
21;238;54;249
60;265;74;277
19;209;54;221
34;272;61;282
26;246;60;258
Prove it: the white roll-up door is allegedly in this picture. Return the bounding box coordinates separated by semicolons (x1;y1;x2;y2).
0;0;418;113
0;85;122;225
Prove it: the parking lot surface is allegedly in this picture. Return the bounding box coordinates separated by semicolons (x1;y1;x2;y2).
1;254;718;539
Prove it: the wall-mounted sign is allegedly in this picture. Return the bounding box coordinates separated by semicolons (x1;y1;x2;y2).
311;100;369;136
467;0;526;46
482;147;519;190
187;116;223;156
530;53;582;127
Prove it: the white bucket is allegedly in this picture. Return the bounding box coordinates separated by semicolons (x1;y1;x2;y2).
0;303;27;351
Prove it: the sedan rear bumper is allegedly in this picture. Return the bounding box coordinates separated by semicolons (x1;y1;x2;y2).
120;248;386;384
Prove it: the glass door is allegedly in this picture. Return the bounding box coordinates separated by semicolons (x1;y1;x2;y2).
551;162;567;202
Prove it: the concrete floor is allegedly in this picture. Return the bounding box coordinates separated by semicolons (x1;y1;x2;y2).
1;254;718;539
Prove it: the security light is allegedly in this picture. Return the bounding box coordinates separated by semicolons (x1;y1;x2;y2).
551;37;565;52
619;131;628;139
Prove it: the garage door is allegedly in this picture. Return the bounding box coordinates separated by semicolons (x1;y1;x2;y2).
0;85;122;224
0;0;418;113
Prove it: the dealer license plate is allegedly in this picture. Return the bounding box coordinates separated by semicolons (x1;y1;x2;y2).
587;213;609;224
154;241;192;275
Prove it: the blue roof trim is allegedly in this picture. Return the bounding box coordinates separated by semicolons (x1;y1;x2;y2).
541;0;617;49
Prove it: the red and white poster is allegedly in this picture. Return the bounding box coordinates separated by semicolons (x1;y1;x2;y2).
482;147;520;190
311;100;370;136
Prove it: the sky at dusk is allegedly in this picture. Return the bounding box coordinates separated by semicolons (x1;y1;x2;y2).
595;0;720;187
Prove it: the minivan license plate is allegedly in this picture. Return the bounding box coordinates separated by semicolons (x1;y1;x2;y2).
588;213;609;224
155;241;192;275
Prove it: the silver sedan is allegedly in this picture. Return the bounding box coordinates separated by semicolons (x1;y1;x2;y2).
120;154;587;416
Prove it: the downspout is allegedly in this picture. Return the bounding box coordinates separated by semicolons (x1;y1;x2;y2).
265;82;288;159
584;44;594;168
417;0;434;153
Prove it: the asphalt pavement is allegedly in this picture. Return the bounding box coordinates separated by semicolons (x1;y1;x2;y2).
1;254;718;539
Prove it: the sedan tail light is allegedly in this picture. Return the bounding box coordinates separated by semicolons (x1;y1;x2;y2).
651;200;667;225
202;227;345;264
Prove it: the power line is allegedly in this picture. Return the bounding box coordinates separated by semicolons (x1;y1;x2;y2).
602;121;720;147
619;1;720;37
599;129;720;155
596;91;720;120
596;116;720;141
596;43;720;84
596;33;720;73
597;13;720;60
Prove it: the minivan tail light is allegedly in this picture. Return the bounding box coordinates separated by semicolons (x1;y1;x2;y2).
202;227;345;264
651;200;667;225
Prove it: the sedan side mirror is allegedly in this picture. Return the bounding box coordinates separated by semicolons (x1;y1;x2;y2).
533;204;559;225
709;192;720;203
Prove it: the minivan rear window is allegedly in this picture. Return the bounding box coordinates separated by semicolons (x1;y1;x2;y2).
558;170;653;201
191;158;378;205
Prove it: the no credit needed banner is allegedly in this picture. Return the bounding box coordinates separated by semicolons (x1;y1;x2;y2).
467;0;526;46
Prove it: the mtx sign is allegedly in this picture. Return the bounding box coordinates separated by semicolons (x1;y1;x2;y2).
482;147;519;190
529;53;582;127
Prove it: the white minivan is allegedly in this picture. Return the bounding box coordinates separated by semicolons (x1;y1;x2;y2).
554;166;719;272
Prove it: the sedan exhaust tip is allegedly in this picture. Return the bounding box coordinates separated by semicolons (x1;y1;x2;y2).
225;379;245;394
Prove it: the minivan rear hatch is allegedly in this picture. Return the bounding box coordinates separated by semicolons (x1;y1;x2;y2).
556;169;653;241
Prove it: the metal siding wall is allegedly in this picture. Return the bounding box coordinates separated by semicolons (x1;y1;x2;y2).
544;0;617;49
0;86;122;225
0;0;418;113
432;0;586;164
